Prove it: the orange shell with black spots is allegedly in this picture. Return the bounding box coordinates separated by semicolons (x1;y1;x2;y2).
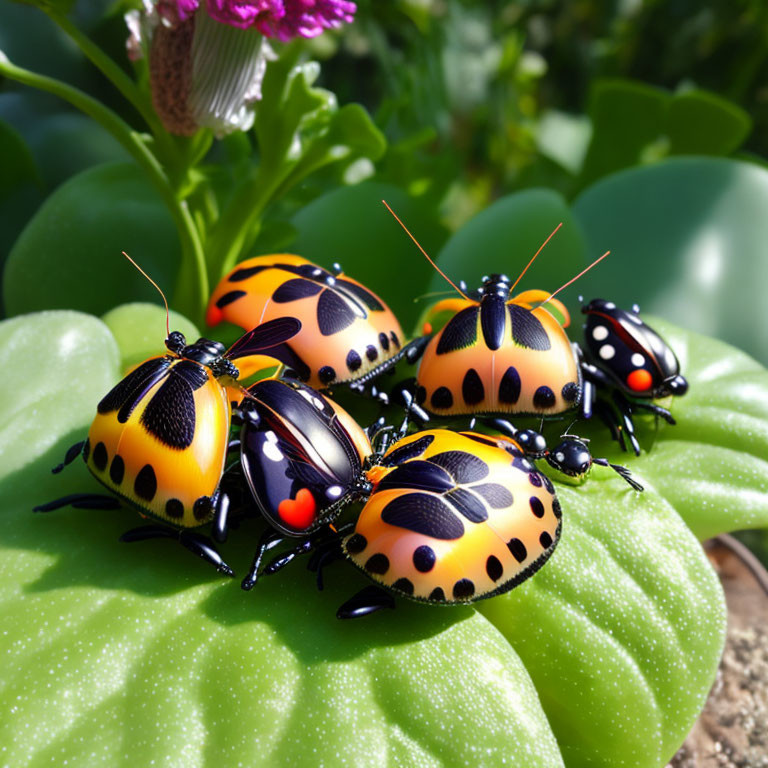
343;429;561;604
416;294;580;417
207;254;405;389
85;355;230;527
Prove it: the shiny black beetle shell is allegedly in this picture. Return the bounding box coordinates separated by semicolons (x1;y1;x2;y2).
239;378;369;536
582;299;688;398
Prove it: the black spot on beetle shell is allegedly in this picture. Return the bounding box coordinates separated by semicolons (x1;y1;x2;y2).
462;368;485;405
507;538;528;563
381;434;435;467
390;331;400;348
430;387;454;410
346;533;367;554
215;290;247;309
366;345;378;362
412;545;436;573
379;332;390;352
530;496;545;518
528;472;543;488
318;366;336;384
428;587;446;602
453;579;475;599
193;496;213;521
134;464;157;501
109;455;124;485
498;366;521;404
165;498;184;519
92;442;108;472
486;556;503;582
540;531;553;549
346;349;362;372
365;553;390;574
392;577;414;596
533;385;556;409
562;382;580;403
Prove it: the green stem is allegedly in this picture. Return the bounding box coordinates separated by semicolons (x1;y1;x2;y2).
44;8;179;165
205;164;286;282
0;54;208;323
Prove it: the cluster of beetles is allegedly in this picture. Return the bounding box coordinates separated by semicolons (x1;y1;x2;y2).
37;221;689;619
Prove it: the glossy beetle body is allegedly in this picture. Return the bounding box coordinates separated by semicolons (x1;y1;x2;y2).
208;254;408;390
343;429;562;606
415;277;581;418
582;299;688;399
239;377;373;537
580;299;688;455
36;318;301;574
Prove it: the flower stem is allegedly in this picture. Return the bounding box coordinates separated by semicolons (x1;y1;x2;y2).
0;53;209;324
43;8;179;165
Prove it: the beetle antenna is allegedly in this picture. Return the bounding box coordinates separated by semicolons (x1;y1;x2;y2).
382;200;471;301
537;251;610;308
412;289;456;303
122;251;170;338
509;222;563;293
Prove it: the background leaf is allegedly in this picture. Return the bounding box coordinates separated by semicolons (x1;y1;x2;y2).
3;162;181;318
572;156;768;365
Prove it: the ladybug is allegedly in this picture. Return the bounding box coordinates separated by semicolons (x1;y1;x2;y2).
207;254;423;395
237;377;377;589
580;299;688;454
414;275;581;418
337;429;561;617
35;318;301;574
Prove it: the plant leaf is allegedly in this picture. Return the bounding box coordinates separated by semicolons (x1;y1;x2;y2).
3;310;763;767
573;156;768;365
3;162;181;318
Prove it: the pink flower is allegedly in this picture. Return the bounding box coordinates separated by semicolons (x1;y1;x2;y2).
171;0;356;38
256;0;357;41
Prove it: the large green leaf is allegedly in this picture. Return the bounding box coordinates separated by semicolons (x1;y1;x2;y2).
4;309;768;766
3;162;181;318
573;157;768;365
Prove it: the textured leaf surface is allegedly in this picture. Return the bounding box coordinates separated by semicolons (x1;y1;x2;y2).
2;309;764;767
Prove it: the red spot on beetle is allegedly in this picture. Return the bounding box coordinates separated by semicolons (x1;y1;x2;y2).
627;369;653;392
206;304;223;327
278;488;317;530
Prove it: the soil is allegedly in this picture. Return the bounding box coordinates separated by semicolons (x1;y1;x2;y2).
667;537;768;768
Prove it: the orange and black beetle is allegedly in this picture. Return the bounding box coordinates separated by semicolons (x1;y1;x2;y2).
35;319;301;574
237;397;562;617
207;254;424;396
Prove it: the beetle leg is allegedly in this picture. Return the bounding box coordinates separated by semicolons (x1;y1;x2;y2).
592;457;644;492
33;493;122;512
402;335;430;365
336;586;396;619
241;528;284;590
631;401;676;425
581;377;595;420
593;399;627;452
51;441;86;474
211;490;230;544
263;538;314;575
120;525;235;576
612;391;641;456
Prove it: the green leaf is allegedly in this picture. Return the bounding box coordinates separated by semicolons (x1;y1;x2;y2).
2;309;758;766
667;90;752;157
578;80;669;188
431;188;589;298
576;80;752;189
0;118;40;198
101;303;200;371
606;317;768;541
3;162;181;318
572;156;768;365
